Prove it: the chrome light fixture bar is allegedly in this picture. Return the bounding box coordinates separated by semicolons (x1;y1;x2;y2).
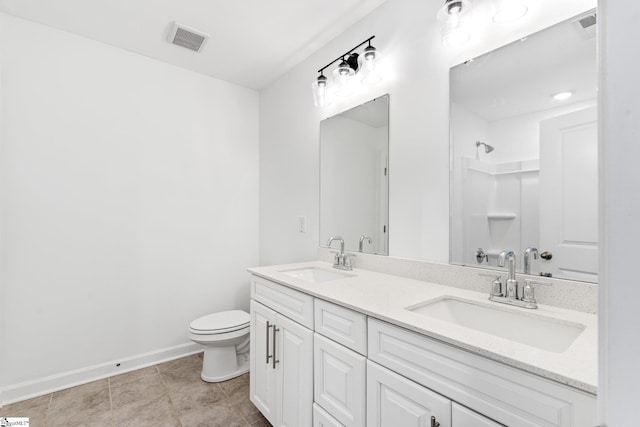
312;36;380;107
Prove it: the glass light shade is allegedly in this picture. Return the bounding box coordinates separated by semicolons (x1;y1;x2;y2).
312;75;330;107
333;63;355;97
437;0;473;47
361;46;382;86
493;0;528;24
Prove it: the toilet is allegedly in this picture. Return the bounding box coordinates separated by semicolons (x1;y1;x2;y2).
188;310;250;382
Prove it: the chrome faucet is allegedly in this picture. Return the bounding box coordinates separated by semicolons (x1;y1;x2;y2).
524;247;539;275
358;235;372;253
490;249;550;309
498;250;517;299
327;236;353;271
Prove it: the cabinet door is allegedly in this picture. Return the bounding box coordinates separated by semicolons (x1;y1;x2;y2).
277;313;314;427
314;334;366;427
452;403;503;427
250;300;278;425
367;361;451;427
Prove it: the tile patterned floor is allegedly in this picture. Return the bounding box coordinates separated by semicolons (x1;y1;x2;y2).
0;353;270;427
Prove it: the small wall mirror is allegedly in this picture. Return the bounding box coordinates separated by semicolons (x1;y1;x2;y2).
450;12;598;283
320;94;389;255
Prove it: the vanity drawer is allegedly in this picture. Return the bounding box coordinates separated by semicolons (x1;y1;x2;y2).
314;299;367;355
368;319;596;427
250;275;314;329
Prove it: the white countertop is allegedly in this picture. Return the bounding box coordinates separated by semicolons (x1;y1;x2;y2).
248;261;597;394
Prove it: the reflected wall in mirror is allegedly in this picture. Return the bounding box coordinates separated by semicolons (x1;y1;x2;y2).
450;11;598;283
320;94;389;255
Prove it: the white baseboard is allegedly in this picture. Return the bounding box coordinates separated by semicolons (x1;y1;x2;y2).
0;342;203;406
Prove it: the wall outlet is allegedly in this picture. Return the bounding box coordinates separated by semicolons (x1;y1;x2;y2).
298;216;307;233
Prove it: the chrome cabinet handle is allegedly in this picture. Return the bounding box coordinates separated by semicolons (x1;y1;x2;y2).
266;321;273;364
431;416;440;427
272;325;280;369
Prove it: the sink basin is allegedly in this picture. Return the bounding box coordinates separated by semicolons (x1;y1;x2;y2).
280;267;353;283
406;297;585;353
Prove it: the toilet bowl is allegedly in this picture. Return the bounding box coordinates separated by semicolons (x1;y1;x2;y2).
188;310;250;382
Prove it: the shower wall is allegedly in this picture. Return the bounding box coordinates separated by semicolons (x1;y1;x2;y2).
453;101;596;271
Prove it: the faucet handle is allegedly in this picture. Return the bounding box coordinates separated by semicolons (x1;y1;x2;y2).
479;273;503;297
329;250;340;266
522;279;552;307
343;253;355;270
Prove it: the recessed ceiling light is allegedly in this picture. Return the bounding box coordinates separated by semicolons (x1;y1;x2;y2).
551;91;575;101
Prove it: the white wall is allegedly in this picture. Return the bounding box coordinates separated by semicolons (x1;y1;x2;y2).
259;0;596;265
599;0;640;424
0;13;259;397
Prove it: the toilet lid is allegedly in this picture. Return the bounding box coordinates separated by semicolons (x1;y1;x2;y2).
189;310;250;333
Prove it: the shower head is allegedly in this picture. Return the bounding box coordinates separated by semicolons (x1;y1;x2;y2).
476;141;494;154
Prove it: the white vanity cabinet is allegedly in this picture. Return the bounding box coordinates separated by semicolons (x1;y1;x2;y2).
368;318;596;427
313;300;367;427
248;270;596;427
250;277;314;427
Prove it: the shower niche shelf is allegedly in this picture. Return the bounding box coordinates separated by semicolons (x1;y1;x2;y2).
486;212;517;220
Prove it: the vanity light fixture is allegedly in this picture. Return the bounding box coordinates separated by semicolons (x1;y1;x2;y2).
312;36;380;106
551;90;575;101
437;0;473;47
493;0;528;24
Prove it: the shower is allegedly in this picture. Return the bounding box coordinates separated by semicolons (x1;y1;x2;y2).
476;141;494;154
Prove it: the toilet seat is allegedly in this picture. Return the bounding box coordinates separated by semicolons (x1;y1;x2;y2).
189;310;250;335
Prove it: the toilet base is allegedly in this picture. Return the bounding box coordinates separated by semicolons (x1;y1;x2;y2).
201;347;250;383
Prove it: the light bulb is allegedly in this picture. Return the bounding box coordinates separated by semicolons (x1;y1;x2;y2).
448;2;462;14
363;45;377;62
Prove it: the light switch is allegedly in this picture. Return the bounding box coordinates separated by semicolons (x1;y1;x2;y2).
298;216;307;233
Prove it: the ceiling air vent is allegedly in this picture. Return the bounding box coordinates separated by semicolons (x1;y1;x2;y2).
579;14;597;29
573;13;596;40
167;22;209;53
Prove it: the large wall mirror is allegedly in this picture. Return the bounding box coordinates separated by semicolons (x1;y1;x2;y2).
450;11;598;283
320;94;389;255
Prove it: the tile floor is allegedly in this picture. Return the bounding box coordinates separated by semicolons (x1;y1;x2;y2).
0;353;270;427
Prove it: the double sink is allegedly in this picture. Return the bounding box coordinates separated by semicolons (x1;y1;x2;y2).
279;267;585;354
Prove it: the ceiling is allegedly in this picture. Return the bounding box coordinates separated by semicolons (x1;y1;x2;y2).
451;11;597;121
0;0;387;90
